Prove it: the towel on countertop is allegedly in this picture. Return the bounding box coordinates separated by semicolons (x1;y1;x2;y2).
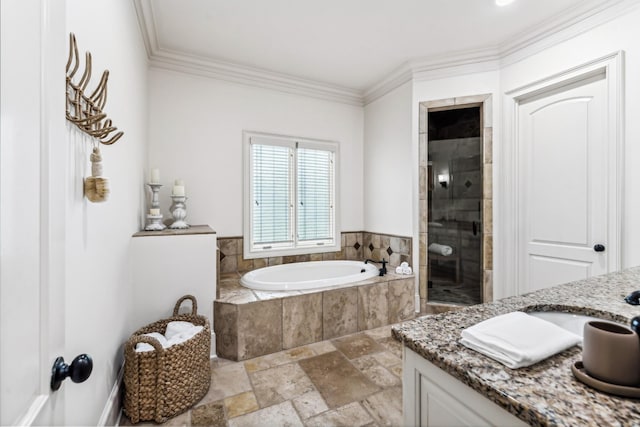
428;243;453;256
459;311;581;369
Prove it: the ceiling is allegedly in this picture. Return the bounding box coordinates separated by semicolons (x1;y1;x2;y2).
136;0;621;102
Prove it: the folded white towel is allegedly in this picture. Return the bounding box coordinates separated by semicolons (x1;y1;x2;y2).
395;266;404;274
135;332;169;352
165;321;195;340
460;312;581;368
402;266;413;274
428;243;453;256
166;325;204;346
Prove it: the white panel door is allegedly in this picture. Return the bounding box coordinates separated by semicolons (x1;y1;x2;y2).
0;0;66;424
518;73;610;294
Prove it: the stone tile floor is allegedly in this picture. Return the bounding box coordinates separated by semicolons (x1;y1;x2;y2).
119;324;403;427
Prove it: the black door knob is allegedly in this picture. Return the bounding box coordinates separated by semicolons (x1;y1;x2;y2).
50;354;93;391
593;244;606;252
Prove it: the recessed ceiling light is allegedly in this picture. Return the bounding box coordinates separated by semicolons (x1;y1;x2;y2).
496;0;515;6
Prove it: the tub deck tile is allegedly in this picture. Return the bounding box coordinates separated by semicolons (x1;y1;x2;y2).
214;272;414;361
282;293;323;349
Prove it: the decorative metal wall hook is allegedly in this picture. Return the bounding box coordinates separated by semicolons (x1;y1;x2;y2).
65;33;123;145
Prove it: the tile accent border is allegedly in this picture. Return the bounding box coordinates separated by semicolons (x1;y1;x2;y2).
418;95;493;310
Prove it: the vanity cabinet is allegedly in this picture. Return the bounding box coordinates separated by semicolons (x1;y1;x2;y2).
403;347;527;427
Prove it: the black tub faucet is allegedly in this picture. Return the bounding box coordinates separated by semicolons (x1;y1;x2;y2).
365;258;388;276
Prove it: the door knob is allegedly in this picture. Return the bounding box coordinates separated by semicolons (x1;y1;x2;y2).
593;244;606;252
50;354;93;391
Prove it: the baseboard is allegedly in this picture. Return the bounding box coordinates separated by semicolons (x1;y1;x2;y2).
98;364;124;426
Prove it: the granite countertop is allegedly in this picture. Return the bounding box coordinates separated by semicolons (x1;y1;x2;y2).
392;267;640;426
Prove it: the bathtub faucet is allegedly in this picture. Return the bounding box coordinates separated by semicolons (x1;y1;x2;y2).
365;258;388;276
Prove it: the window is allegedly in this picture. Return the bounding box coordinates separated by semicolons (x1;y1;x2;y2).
244;132;339;258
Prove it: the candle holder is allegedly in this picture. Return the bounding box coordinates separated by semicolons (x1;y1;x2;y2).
144;183;166;231
169;195;189;229
145;214;166;231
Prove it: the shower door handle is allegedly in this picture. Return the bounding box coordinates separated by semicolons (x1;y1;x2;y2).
593;244;605;252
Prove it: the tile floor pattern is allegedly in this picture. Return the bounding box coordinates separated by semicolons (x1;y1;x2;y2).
119;325;403;427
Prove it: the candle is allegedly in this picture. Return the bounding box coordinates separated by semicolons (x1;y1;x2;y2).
174;179;184;186
149;208;160;216
150;168;160;184
172;185;185;196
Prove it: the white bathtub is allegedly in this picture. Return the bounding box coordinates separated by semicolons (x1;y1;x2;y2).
240;260;380;291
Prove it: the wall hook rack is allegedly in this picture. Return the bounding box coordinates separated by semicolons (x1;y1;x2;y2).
65;33;123;145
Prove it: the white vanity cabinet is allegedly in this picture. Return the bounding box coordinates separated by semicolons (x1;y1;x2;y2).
403;347;527;426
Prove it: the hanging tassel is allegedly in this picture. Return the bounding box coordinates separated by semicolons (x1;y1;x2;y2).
84;146;109;202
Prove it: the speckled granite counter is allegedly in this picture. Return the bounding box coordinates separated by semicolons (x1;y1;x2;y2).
392;267;640;426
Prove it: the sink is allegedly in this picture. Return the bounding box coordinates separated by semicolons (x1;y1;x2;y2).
528;311;619;338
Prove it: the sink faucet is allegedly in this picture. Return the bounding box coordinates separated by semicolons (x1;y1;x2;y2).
365;258;387;276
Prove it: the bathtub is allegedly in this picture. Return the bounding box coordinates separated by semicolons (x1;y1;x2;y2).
240;260;380;291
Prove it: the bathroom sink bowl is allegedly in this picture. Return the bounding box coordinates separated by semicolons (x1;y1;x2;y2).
528;311;619;338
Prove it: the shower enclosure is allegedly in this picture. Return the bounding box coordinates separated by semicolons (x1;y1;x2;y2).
427;107;482;305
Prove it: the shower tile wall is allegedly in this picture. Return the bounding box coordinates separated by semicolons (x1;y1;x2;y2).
217;232;412;277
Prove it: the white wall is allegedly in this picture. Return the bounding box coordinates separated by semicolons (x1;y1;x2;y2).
148;69;364;237
363;81;414;237
65;0;148;424
499;6;640;270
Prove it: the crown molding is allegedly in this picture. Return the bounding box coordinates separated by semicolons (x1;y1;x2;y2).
134;0;639;107
148;49;364;106
498;0;639;67
133;0;363;106
362;63;414;106
363;47;501;105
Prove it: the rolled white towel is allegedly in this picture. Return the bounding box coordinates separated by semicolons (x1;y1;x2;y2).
428;243;453;256
166;325;204;347
165;321;195;340
460;312;581;368
395;266;403;274
400;261;409;268
135;332;169;352
402;266;413;275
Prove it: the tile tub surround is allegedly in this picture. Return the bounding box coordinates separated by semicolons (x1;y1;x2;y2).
215;272;415;361
218;232;412;276
392;267;640;426
119;325;403;427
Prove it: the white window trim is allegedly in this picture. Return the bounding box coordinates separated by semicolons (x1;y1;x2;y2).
243;131;341;259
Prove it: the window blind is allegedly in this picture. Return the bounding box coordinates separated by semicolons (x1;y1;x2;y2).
297;147;334;242
251;143;292;246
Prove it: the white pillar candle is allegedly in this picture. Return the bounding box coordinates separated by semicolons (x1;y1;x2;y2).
150;168;160;183
172;185;185;196
174;179;184;186
149;208;160;216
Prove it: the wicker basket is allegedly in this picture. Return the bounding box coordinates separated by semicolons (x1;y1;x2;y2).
123;295;211;424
